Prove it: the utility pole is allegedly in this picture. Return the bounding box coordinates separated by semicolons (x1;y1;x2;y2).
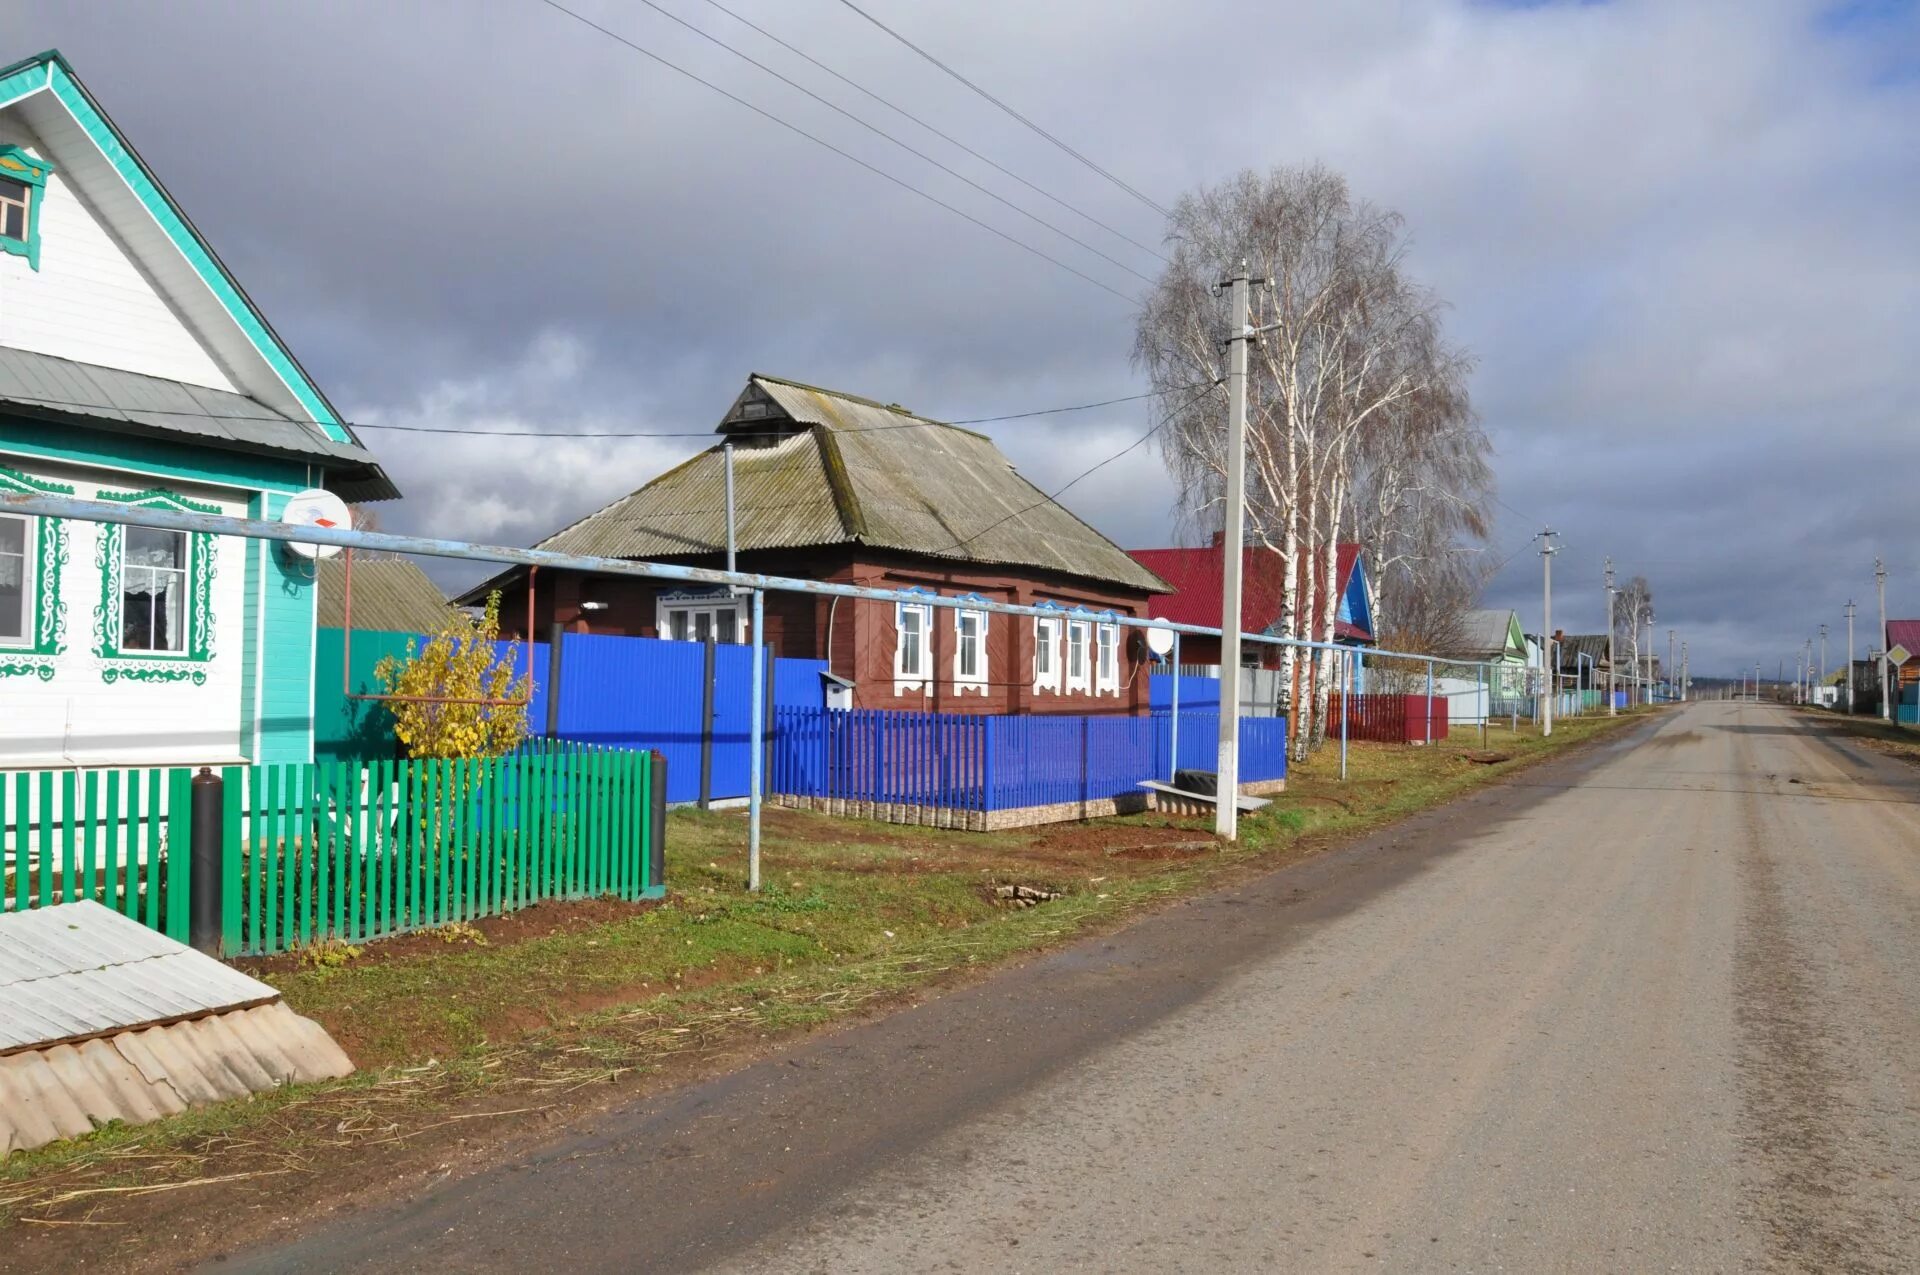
1215;266;1252;840
1539;529;1559;735
1667;629;1675;704
1877;558;1890;721
1604;558;1616;716
1681;640;1688;701
1818;623;1829;706
1844;600;1857;715
1755;662;1762;704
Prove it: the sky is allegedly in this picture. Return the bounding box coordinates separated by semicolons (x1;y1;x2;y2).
6;0;1917;677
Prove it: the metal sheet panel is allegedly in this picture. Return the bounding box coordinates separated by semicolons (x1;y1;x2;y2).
0;346;391;487
1;1003;353;1155
0;901;280;1053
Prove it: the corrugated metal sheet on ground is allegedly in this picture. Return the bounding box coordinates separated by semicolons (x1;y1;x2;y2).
0;901;278;1053
0;1003;354;1156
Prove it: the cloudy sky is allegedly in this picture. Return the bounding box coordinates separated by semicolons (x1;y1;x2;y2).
10;0;1917;676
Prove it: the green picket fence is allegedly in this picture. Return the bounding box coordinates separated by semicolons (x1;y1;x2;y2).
1;741;662;957
0;766;191;940
223;740;661;956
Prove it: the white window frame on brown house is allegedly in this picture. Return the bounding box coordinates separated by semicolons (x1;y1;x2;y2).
953;601;988;695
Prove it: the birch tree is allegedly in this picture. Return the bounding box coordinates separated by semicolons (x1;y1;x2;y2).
1135;165;1488;754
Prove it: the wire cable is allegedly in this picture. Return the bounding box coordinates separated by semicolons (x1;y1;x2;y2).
534;0;1139;305
833;0;1171;219
932;379;1221;554
1;385;1213;439
694;0;1167;262
626;0;1156;285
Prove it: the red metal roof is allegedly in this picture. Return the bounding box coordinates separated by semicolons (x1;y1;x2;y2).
1127;542;1369;642
1886;619;1920;655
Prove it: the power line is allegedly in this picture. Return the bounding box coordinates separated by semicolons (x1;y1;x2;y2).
833;0;1171;219
534;0;1139;305
624;0;1156;284
2;385;1212;439
935;379;1220;554
693;0;1168;262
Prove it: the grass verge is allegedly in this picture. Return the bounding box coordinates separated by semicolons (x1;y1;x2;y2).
0;707;1652;1264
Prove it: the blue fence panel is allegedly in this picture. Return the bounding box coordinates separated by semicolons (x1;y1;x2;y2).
770;707;1285;814
1150;673;1222;711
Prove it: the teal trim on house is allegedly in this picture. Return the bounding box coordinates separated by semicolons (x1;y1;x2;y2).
0;414;310;493
0;143;52;269
257;489;317;764
0;58;48;112
40;59;351;444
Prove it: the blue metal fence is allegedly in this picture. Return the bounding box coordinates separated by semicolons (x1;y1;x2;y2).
771;707;1287;812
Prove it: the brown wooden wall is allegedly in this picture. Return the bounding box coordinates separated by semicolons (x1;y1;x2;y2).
484;546;1155;716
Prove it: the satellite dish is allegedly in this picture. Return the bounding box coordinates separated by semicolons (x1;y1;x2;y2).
1145;625;1176;657
280;488;352;560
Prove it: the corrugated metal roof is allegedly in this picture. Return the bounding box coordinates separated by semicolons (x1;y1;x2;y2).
531;374;1166;594
0;347;396;501
0;902;279;1053
317;558;455;633
1456;609;1525;660
1;1003;354;1156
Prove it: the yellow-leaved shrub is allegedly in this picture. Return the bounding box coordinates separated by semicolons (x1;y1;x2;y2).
373;592;532;758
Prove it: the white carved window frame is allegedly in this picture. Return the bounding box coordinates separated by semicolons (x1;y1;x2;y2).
1032;611;1062;694
953;598;988;696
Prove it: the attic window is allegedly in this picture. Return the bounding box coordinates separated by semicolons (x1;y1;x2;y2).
0;146;52;271
0;179;28;241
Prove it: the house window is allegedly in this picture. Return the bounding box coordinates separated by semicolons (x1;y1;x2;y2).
955;607;987;690
1096;622;1117;688
657;591;743;643
0;513;30;645
896;602;931;680
120;526;189;654
0;146;52;271
1035;617;1056;677
1067;620;1088;685
0;178;28;244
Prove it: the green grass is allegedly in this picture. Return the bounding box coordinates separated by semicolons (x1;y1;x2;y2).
0;707;1652;1237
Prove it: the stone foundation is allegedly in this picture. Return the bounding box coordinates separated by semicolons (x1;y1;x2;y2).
771;777;1286;832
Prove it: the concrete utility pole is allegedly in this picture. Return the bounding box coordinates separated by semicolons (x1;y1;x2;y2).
1844;600;1857;715
1539;529;1559;736
1605;558;1617;716
1681;640;1689;701
1667;629;1675;704
1756;662;1762;704
1215;267;1252;840
1877;557;1890;721
1819;623;1829;705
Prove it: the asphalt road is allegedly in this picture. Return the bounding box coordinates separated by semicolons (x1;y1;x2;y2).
227;703;1920;1273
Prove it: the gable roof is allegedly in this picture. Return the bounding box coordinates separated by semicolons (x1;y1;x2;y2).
1127;542;1371;642
1555;633;1613;669
0;50;394;499
1458;609;1526;659
316;558;453;633
516;374;1166;595
1886;619;1920;656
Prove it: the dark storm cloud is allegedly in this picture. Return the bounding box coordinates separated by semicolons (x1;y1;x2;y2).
8;0;1916;673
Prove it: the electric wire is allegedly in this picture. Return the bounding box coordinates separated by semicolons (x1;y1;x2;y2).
533;0;1138;305
625;0;1156;285
832;0;1171;219
0;385;1213;439
693;0;1168;262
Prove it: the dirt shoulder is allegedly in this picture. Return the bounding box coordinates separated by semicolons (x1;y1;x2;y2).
0;709;1652;1273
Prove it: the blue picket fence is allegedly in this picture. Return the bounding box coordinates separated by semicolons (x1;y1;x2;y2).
771;707;1287;813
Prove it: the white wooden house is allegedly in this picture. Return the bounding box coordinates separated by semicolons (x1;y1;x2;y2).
0;49;394;769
